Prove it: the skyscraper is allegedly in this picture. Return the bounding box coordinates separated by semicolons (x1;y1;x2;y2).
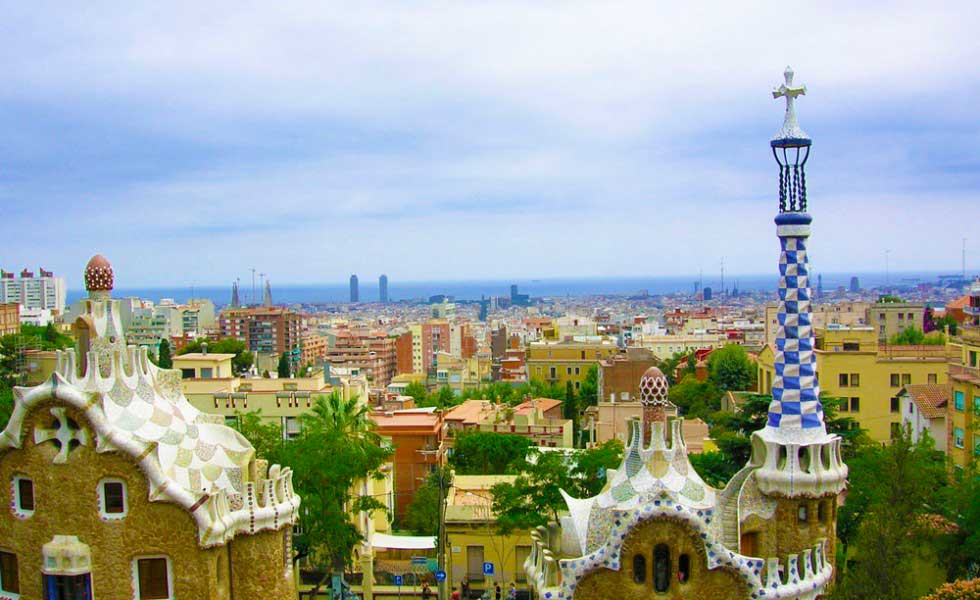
849;276;860;293
379;274;389;304
349;274;359;303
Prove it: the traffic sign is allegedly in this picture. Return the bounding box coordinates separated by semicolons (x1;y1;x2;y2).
393;575;403;586
483;562;494;576
411;556;427;566
435;570;447;582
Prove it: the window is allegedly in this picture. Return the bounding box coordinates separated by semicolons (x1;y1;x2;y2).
798;504;808;524
549;367;557;379
954;428;965;449
970;351;978;368
907;313;914;321
653;545;670;592
199;368;213;379
928;373;937;384
566;367;572;375
975;396;980;414
890;397;899;413
13;476;34;515
515;546;531;582
283;417;301;440
580;351;585;359
901;374;911;386
678;554;691;584
632;554;646;584
43;574;93;599
890;374;900;387
574;367;580;375
898;313;904;320
955;391;965;411
850;397;860;412
180;368;195;379
842;342;859;351
850;373;860;387
0;551;19;594
135;557;171;600
99;479;127;518
466;545;485;579
838;374;849;387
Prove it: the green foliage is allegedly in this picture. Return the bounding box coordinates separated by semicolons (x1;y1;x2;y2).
889;326;945;346
403;380;428;404
563;381;578;422
449;430;532;475
936;460;980;580
669;375;722;420
491;440;622;533
277;352;290;378
707;344;755;391
232;393;391;569
658;352;688;385
578;365;599;407
689;451;742;488
0;384;13;430
20;323;74;350
921;579;980;600
878;295;905;303
834;426;948;599
404;467;451;535
157;339;173;369
179;337;254;374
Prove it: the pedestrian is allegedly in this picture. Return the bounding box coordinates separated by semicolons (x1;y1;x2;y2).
451;586;461;600
495;583;502;600
508;582;518;599
461;577;470;598
422;582;432;600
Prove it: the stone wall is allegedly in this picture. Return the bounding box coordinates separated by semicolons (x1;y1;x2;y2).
0;400;295;600
572;517;748;600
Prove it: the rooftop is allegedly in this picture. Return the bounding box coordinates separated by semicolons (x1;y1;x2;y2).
900;384;949;419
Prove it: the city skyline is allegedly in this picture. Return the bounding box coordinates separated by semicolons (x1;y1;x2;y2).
2;3;979;286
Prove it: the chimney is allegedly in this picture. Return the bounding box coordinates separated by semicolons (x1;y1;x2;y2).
201;342;208;355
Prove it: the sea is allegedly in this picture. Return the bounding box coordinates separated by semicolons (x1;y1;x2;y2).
65;271;966;306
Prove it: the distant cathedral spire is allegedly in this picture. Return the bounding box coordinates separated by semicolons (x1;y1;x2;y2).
264;280;272;307
231;280;241;308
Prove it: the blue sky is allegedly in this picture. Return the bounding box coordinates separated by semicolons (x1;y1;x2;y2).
1;2;978;288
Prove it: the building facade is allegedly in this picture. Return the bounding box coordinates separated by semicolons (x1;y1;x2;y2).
216;307;302;368
0;268;66;313
526;340;621;392
0;255;299;600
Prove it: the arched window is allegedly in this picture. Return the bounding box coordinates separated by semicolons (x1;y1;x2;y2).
678;553;691;584
653;544;670;592
632;554;646;584
798;503;808;524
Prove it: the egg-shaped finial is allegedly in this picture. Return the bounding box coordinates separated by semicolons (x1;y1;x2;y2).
84;254;113;293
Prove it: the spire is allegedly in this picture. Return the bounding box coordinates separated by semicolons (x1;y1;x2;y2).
231;280;240;308
263;280;272;307
767;67;825;437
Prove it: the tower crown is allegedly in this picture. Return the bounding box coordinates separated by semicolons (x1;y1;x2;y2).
771;66;811;214
84;254;113;294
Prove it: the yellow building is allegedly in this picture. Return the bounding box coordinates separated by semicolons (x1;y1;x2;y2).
180;362;369;438
172;352;236;379
434;352;492;395
947;326;980;467
445;475;532;595
758;325;948;443
632;333;726;361
527;340;621;392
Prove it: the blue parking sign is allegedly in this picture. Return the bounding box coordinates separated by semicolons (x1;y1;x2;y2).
483;562;494;576
393;575;403;586
435;570;447;582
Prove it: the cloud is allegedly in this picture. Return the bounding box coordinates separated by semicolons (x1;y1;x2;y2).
0;2;978;287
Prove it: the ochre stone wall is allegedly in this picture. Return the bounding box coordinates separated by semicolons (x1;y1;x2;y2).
229;528;295;600
739;492;837;570
573;517;748;600
0;400;294;600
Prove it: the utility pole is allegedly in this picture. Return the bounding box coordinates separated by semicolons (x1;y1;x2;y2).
250;267;256;307
720;257;725;297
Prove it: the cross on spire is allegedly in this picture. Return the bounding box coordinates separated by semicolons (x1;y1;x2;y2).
772;66;809;143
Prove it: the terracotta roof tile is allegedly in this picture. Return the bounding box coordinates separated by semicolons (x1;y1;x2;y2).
900;384;948;420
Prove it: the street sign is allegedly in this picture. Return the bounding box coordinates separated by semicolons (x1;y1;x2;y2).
435;570;447;582
393;575;403;586
411;556;427;566
483;562;494;576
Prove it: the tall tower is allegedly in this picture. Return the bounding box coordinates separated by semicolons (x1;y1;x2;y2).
349;274;359;303
263;279;273;307
379;274;389;304
749;67;847;565
230;280;241;308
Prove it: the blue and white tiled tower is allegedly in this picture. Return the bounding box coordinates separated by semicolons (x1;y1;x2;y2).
751;67;847;497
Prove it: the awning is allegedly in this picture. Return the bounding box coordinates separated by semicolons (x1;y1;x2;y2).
371;533;436;550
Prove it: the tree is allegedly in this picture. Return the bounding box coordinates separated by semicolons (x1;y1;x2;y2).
834;426;947;599
235;393;392;570
450;431;532;475
669;375;722;420
277;352;290;378
404;468;450;535
936;459;980;580
578;365;599;406
404;380;428;405
491;442;622;534
564;381;578;422
890;326;945;346
707;345;755;391
157;339;173;369
689;451;741;488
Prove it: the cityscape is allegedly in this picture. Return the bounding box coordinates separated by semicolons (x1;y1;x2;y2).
1;4;979;600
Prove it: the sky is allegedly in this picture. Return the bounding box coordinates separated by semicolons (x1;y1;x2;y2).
1;2;978;288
